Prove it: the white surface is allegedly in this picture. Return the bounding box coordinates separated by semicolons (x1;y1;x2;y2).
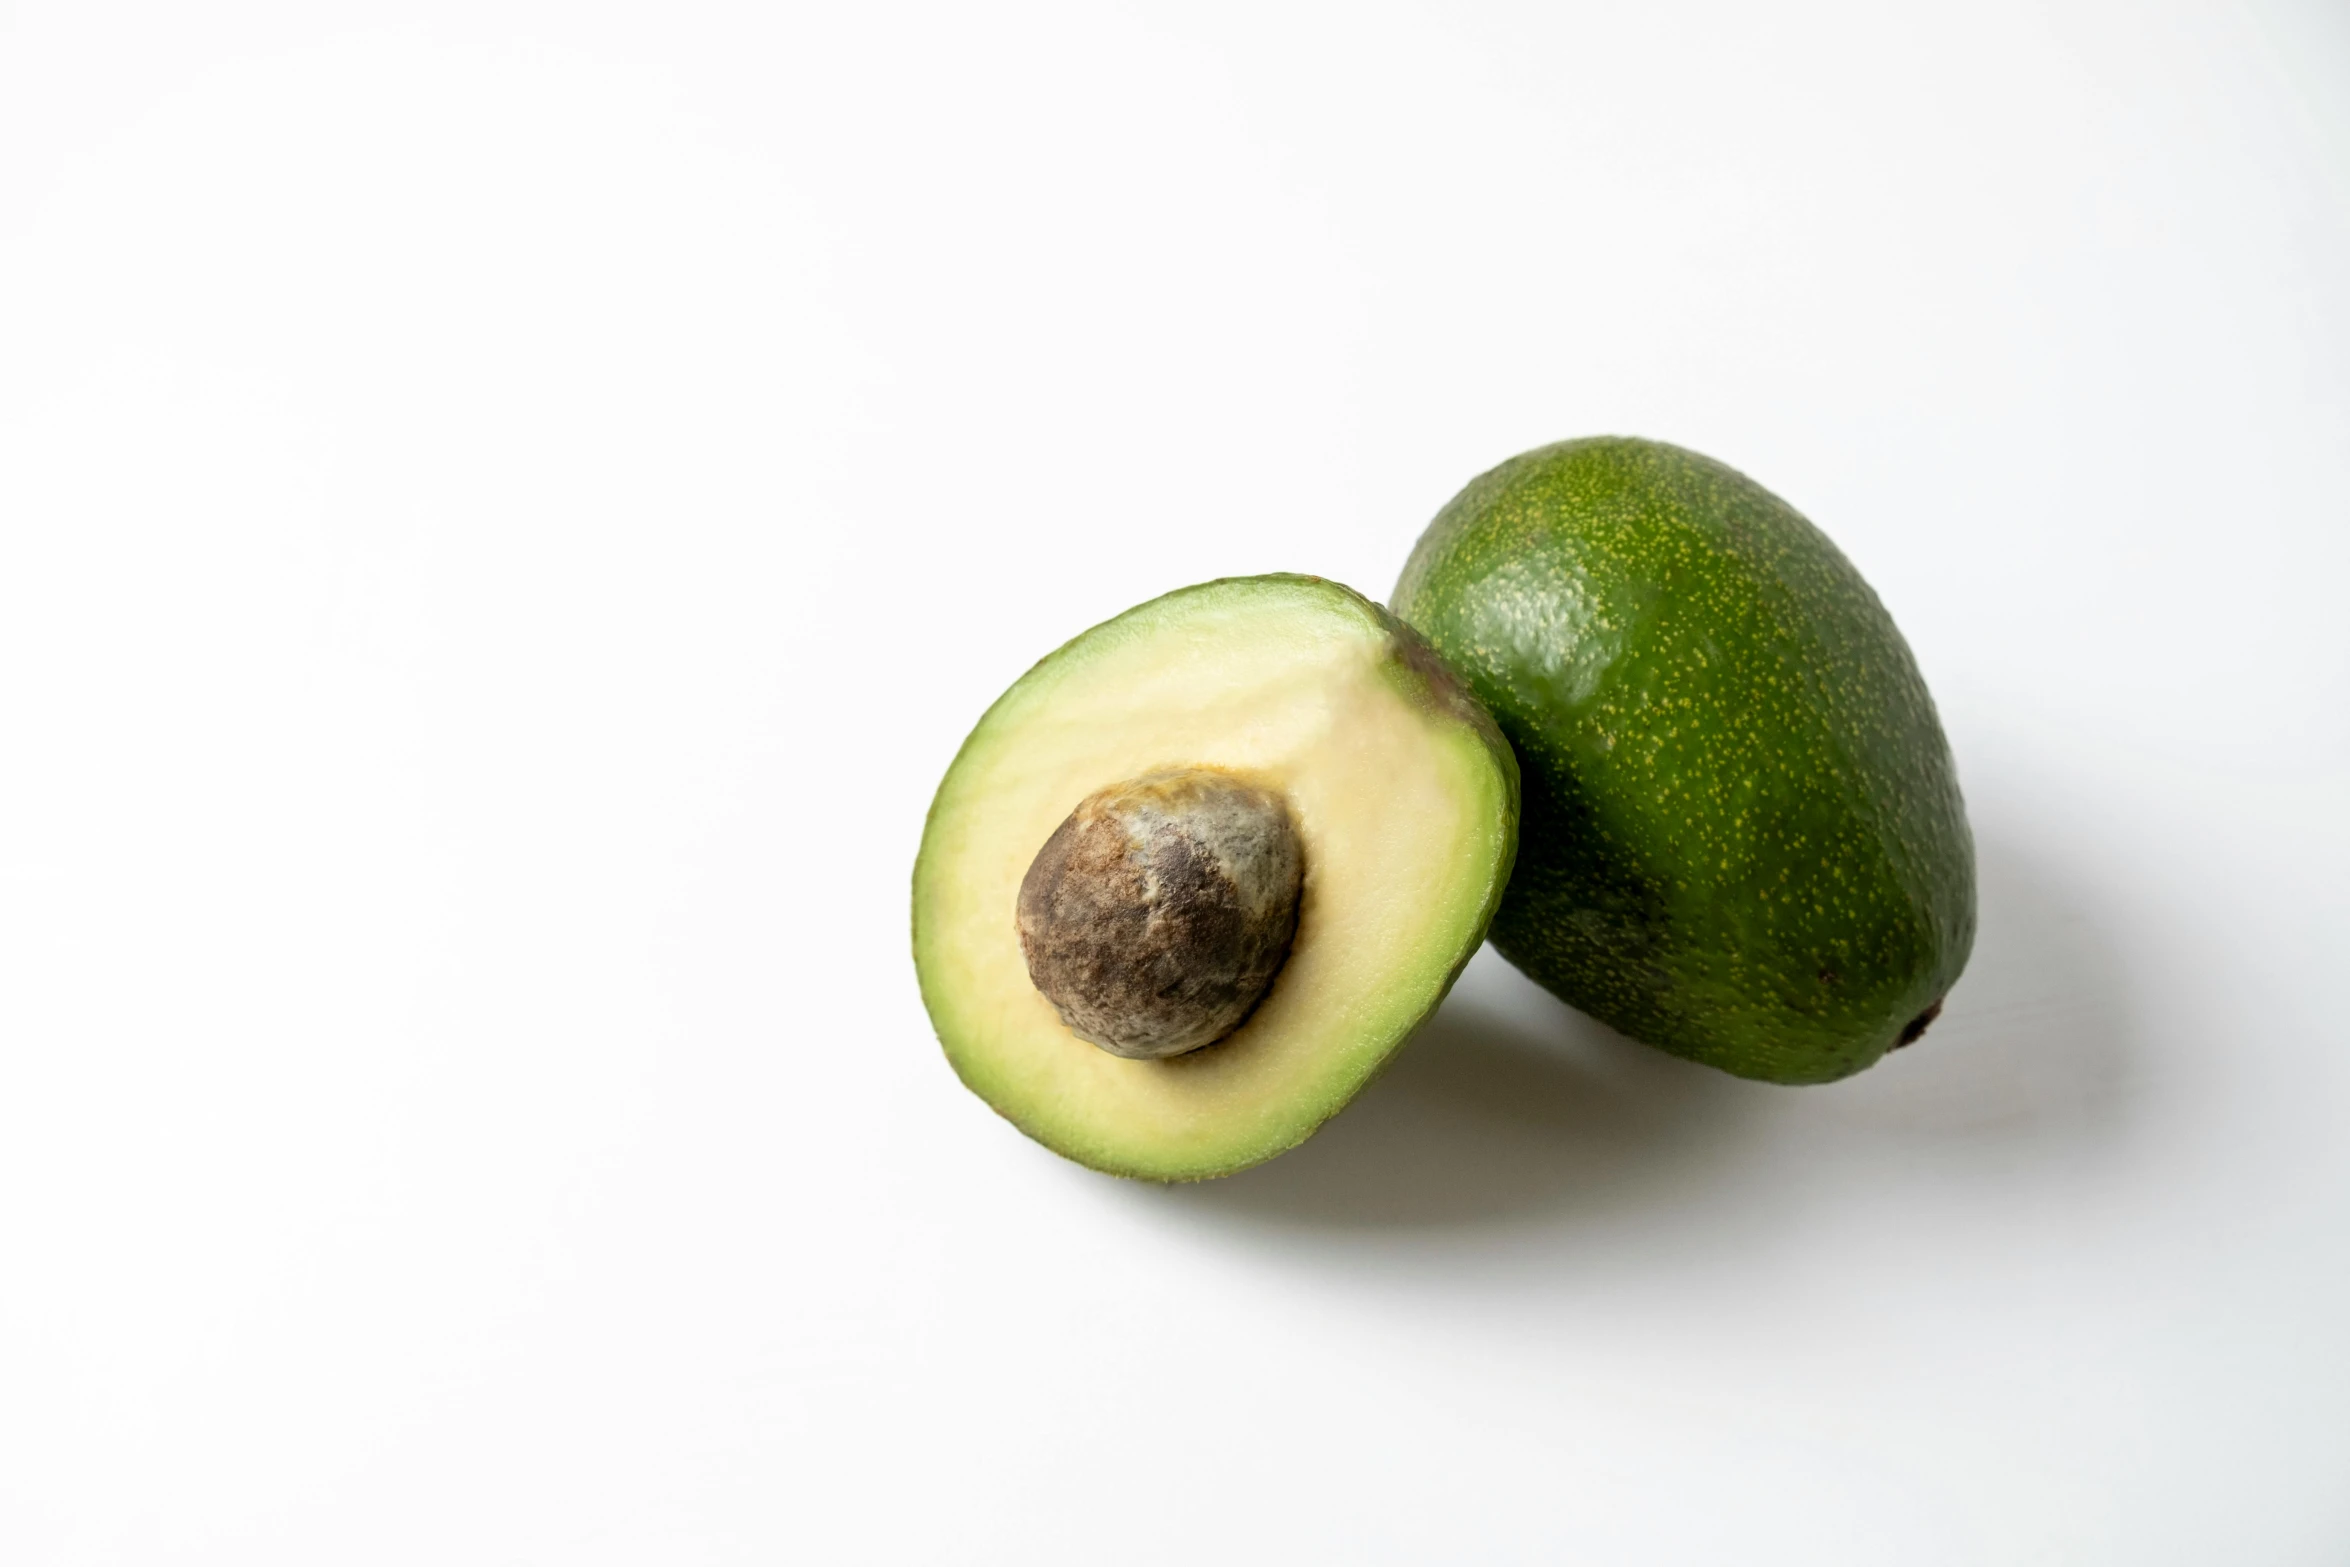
2;1;2347;1561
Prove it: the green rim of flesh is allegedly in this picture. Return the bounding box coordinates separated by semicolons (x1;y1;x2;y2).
913;574;1519;1180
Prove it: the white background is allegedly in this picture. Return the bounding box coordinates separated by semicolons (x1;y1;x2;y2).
3;1;2347;1561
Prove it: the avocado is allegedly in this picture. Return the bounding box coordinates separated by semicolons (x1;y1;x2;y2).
914;575;1519;1179
1391;438;1973;1084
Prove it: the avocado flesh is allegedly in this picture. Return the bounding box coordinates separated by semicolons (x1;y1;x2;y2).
914;575;1519;1180
1392;438;1974;1085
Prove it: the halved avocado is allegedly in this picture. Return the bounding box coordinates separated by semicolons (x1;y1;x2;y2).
913;575;1518;1181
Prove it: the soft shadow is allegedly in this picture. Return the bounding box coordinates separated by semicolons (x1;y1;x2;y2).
1159;949;1762;1228
1145;830;2134;1231
1810;834;2137;1148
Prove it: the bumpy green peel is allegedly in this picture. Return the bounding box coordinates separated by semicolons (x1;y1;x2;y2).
1393;438;1974;1084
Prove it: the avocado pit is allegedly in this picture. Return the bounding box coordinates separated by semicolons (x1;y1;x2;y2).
1016;768;1304;1060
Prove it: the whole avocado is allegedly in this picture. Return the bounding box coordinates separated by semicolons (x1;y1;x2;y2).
1392;437;1973;1084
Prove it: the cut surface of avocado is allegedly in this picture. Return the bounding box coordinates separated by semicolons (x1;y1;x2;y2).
913;575;1518;1181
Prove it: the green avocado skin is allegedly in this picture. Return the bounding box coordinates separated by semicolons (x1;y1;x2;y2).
1392;438;1974;1084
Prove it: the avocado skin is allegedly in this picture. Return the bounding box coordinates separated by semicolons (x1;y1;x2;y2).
1392;438;1974;1084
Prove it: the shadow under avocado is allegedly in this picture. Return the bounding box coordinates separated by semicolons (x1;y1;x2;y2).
1155;949;1760;1229
1145;831;2135;1232
1816;832;2138;1149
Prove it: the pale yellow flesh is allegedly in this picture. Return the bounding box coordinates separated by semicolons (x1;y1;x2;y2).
915;583;1511;1178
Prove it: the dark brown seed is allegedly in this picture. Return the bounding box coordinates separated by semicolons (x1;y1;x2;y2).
1016;769;1304;1059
